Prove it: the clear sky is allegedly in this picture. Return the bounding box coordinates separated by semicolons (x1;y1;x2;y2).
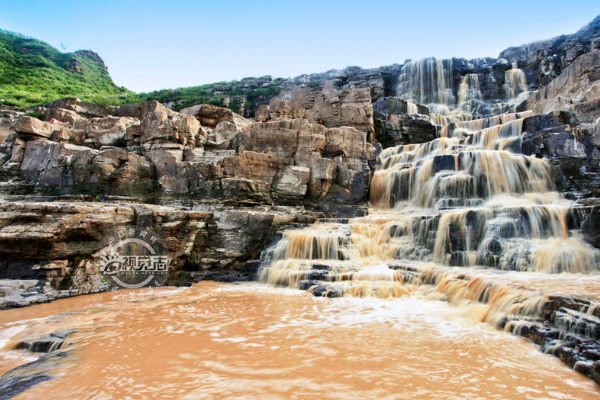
2;0;599;93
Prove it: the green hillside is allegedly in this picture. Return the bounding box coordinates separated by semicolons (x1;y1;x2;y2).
0;29;130;109
0;29;285;115
141;77;284;115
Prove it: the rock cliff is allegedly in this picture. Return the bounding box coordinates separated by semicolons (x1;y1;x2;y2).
1;15;600;309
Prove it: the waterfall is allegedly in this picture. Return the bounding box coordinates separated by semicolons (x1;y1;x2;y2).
441;110;532;137
258;66;599;359
397;58;455;105
504;62;528;100
259;114;600;295
457;73;482;106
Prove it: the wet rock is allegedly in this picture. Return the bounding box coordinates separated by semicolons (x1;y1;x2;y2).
581;206;600;248
0;351;75;400
521;111;600;195
298;280;320;291
373;97;429;116
17;329;74;353
373;97;436;147
432;155;456;174
310;284;331;297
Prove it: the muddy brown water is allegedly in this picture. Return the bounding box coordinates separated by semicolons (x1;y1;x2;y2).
1;282;599;399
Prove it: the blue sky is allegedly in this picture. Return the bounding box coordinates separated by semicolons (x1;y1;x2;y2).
2;0;599;92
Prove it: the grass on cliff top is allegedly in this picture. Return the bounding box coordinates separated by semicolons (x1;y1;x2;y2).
0;29;132;109
0;28;284;114
140;77;285;113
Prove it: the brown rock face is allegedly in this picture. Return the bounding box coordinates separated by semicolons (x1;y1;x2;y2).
0;101;376;301
14;116;57;140
83;116;139;148
180;104;250;130
44;108;84;124
527;51;600;123
271;166;311;201
521;110;600;197
2;104;375;214
16;139;155;196
113;100;174;118
49;98;108;118
255;86;375;139
0;118;11;144
0;201;314;293
138;112;202;148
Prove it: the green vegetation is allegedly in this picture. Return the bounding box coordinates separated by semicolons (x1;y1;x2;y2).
139;79;283;115
24;111;45;119
0;28;285;116
0;29;132;109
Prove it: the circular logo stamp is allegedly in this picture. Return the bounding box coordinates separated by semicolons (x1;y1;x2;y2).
96;226;171;289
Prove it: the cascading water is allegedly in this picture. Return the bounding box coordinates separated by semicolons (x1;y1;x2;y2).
457;73;482;106
258;110;600;352
398;57;530;121
505;62;528;100
397;58;455;106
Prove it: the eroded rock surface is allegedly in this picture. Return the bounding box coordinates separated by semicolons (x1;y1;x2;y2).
527;51;600;123
0;201;322;300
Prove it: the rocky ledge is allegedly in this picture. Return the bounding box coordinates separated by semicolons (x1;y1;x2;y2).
0;200;328;309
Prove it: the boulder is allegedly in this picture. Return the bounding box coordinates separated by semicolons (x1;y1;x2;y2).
83;116;139;148
235;119;301;157
69;147;156;195
113;100;174;118
210;121;243;149
180;104;250;130
44;108;84;123
324;127;369;158
521;111;600;195
271;166;311;201
255;104;270;122
221;151;291;201
13;116;57;140
0;202;213;290
0;135;26;178
145;143;187;192
48;98;107;118
295;153;337;199
51;127;85;145
375;113;436;148
140;111;203;148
